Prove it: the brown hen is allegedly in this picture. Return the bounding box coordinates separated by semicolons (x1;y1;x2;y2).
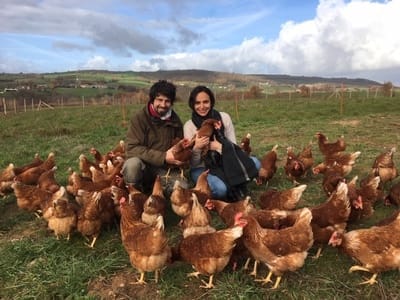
310;181;350;258
204;196;255;227
240;133;252;156
47;196;78;240
316;132;346;158
258;184;307;211
14;152;56;185
141;175;166;226
170;170;211;218
284;146;306;185
177;212;248;288
120;197;171;284
328;212;400;285
241;208;313;289
37;166;60;193
256;144;278;186
371;147;398;188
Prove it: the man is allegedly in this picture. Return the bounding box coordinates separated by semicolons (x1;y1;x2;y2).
122;80;186;193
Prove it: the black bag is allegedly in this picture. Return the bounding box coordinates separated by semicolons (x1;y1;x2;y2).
220;138;258;187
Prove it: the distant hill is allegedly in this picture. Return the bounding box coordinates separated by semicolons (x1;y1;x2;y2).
132;69;381;87
0;69;382;95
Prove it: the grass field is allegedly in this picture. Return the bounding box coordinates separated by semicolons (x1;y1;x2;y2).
1;93;400;299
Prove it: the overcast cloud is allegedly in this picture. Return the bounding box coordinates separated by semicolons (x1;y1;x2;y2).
0;0;399;84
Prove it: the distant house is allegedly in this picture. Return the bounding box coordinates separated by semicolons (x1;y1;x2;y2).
0;88;18;94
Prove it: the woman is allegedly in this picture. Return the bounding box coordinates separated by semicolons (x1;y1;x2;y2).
184;85;261;201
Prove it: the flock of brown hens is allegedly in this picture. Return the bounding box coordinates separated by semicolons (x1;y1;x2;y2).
1;131;400;290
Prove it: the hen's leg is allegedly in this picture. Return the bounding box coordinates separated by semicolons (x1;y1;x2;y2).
349;265;378;285
249;260;259;277
359;273;378;285
187;271;201;278
243;257;251;270
154;269;160;283
161;168;172;183
255;270;273;285
179;167;187;181
86;236;98;248
134;271;146;285
200;275;214;289
271;276;282;290
349;265;370;273
311;246;323;259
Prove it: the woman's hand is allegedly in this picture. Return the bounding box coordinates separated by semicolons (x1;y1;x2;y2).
213;120;222;130
209;140;222;153
193;134;209;150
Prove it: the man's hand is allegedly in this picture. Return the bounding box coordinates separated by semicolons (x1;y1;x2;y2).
165;147;184;165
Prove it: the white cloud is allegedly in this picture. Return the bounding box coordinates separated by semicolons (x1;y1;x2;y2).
82;55;109;69
131;0;400;84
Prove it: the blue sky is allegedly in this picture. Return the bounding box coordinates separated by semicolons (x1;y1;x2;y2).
1;0;399;84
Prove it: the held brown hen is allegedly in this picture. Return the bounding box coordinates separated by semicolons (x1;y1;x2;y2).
189;118;221;157
241;208;314;289
119;196;171;284
258;184;307;211
177;212;248;288
328;212;400;285
256;144;278;186
162;137;194;184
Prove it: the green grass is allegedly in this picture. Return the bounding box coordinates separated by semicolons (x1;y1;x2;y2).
1;93;400;299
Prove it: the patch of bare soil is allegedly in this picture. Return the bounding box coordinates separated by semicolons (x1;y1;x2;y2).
331;119;360;126
87;268;212;300
87;269;164;300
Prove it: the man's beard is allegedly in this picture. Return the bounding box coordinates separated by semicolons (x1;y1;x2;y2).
157;107;172;120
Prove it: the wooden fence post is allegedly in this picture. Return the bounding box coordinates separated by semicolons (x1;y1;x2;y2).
2;98;7;115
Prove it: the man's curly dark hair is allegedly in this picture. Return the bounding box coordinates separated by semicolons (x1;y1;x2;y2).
149;80;177;104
